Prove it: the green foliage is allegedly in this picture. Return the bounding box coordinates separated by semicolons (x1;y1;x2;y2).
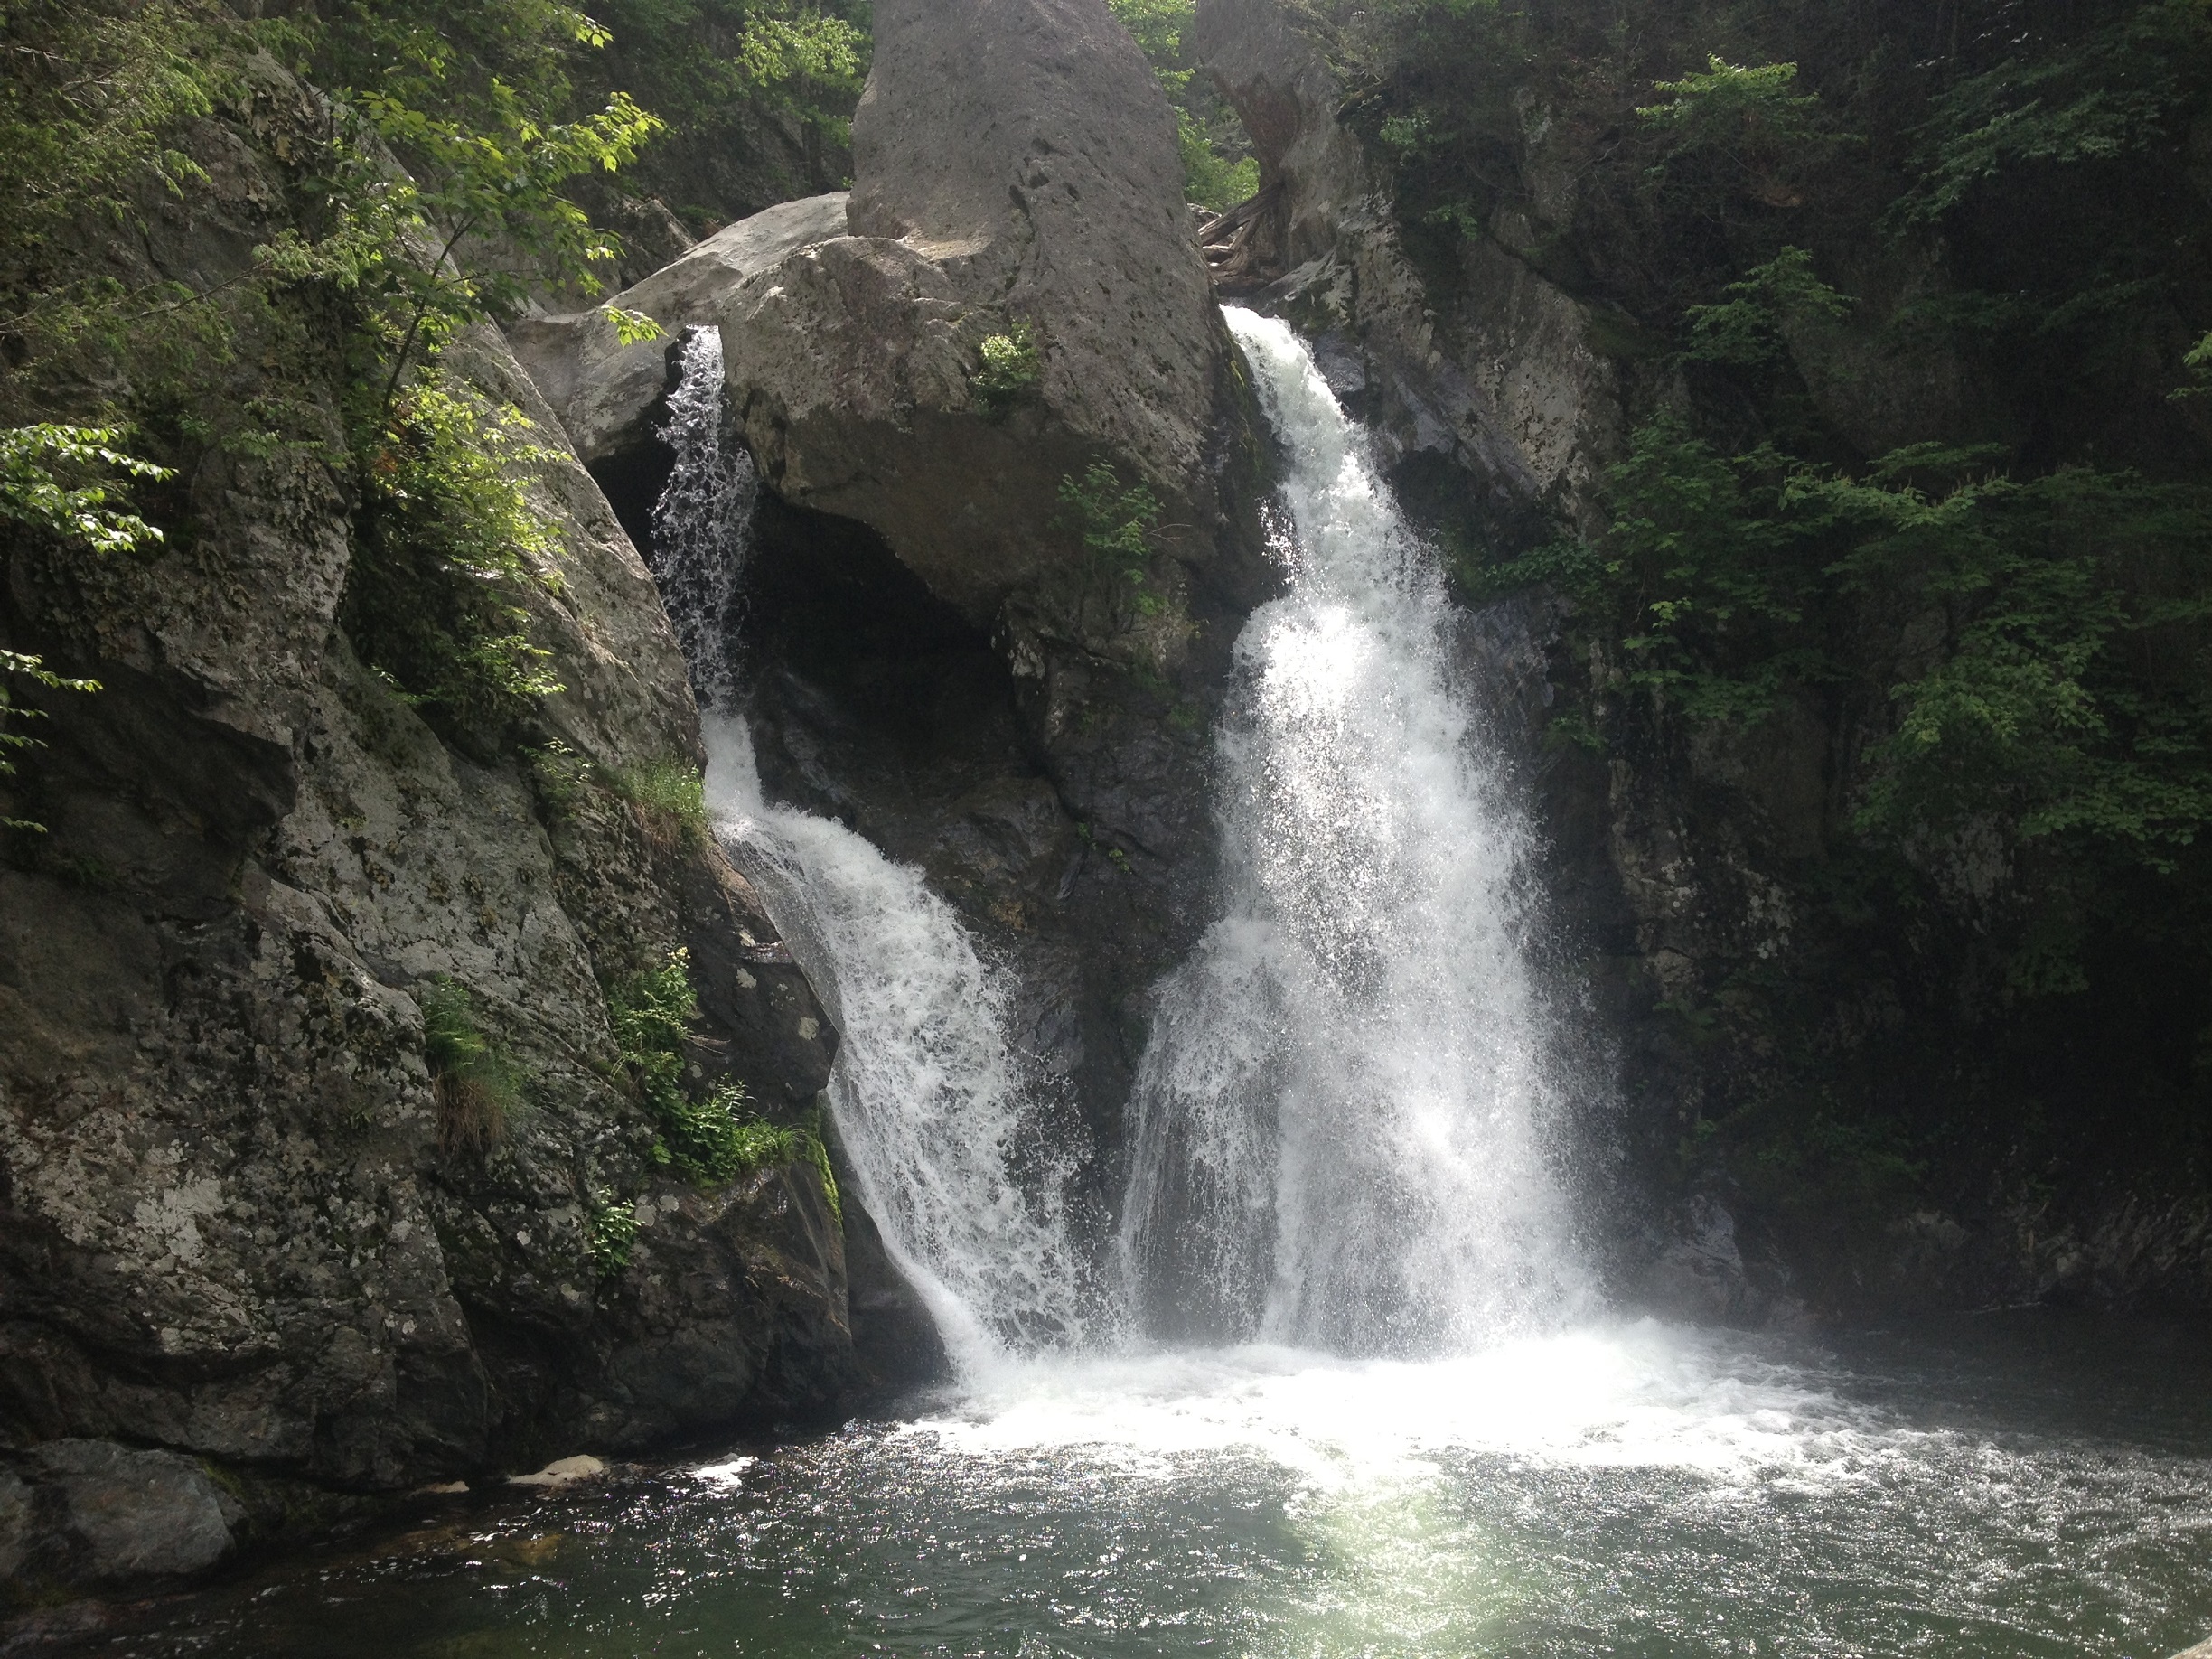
417;976;524;1153
0;649;98;834
603;758;708;845
1682;248;1851;370
1106;0;1259;209
587;1189;639;1275
972;323;1042;416
1494;419;2212;881
0;424;164;831
1060;461;1166;616
250;81;661;425
1637;56;1825;156
1889;0;2212;228
0;0;218;383
606;949;827;1189
601;304;666;347
1837;464;2212;868
341;377;567;728
0;425;172;555
1636;56;1853;224
1493;415;1832;726
606;948;698;1126
801;1108;840;1223
589;0;867;159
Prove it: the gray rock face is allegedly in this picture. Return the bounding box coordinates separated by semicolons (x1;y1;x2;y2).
1195;0;1622;524
0;1469;27;1581
847;0;1219;502
508;193;849;465
726;0;1245;631
642;2;1274;1181
0;65;926;1595
1639;1198;1808;1330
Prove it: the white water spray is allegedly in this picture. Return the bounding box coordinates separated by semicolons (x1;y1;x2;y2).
705;733;1097;1367
650;332;1093;1374
1119;310;1589;1354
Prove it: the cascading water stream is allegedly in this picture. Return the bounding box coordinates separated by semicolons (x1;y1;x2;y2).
650;328;755;714
1119;309;1590;1354
652;312;1582;1374
651;328;1093;1374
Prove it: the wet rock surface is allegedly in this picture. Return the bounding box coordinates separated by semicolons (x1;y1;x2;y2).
14;1444;240;1586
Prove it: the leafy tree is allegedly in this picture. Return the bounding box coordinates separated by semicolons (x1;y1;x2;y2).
1888;0;2212;229
1682;246;1851;369
0;424;173;829
1061;461;1166;617
1106;0;1258;209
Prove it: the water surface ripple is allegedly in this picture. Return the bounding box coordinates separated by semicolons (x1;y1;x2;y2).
70;1317;2212;1659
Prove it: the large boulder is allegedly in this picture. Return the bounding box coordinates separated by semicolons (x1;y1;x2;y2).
507;192;850;465
722;0;1242;630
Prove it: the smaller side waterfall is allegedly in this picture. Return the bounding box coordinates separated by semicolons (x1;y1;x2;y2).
651;326;753;714
648;329;1095;1375
706;731;1098;1367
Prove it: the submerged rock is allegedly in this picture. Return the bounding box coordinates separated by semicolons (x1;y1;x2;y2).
14;1442;240;1585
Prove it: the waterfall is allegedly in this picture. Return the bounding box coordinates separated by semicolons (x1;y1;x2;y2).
651;326;753;714
1118;309;1589;1354
705;736;1098;1365
650;330;1094;1374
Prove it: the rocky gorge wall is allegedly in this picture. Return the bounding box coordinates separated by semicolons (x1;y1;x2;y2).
0;62;934;1603
1188;0;2212;1324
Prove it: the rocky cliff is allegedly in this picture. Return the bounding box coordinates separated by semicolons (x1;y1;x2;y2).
1190;0;2212;1323
0;65;929;1602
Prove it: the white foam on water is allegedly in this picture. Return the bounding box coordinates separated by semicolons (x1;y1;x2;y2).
901;1325;1914;1499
